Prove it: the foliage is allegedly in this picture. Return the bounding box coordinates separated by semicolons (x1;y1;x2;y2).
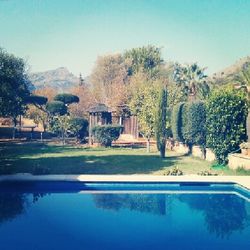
129;80;159;141
69;117;88;140
174;63;210;100
181;103;189;144
92;125;123;147
26;105;48;132
206;87;248;164
197;170;218;176
155;87;167;158
54;93;79;105
25;95;48;106
0;48;30;123
48;115;72;144
171;103;184;142
124;45;163;78
90;54;130;111
69;84;95;117
182;102;206;149
164;167;183;176
46;101;67;115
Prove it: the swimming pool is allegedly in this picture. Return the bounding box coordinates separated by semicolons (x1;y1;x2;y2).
0;181;249;250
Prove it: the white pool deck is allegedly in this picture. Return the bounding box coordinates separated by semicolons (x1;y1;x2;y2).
0;174;249;191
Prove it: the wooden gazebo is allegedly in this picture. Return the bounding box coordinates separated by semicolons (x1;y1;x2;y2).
88;103;139;144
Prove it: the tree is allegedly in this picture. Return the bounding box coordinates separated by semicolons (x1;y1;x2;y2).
129;79;160;152
26;105;48;132
54;93;79;105
171;103;184;142
206;86;248;164
69;84;95;118
155;87;168;158
46;101;67;116
124;45;163;78
90;53;130;111
0;48;30;125
174;63;210;101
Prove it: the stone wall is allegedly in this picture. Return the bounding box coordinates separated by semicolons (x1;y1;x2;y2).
228;154;250;170
173;142;190;154
192;146;205;159
205;148;216;162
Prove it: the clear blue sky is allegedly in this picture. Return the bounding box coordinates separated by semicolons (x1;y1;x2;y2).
1;0;250;76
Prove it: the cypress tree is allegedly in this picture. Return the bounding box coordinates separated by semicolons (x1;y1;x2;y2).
155;87;167;158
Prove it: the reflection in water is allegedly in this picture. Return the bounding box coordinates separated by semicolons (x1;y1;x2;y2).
0;191;249;240
0;193;27;224
93;193;250;238
179;194;249;238
0;193;47;225
93;194;170;216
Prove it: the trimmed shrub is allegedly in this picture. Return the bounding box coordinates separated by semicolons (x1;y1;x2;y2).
25;95;48;106
54;94;79;105
182;101;206;149
69;117;88;140
206;87;248;164
92;125;123;147
46;101;67;115
171;102;184;142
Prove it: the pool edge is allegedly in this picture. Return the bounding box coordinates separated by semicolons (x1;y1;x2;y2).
0;174;249;191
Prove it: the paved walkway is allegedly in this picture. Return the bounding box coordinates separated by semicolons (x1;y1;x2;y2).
0;174;249;190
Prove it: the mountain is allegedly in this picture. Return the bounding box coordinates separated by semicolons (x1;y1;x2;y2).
210;56;250;85
29;67;80;92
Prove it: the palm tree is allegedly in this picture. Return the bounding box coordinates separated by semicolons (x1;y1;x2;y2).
173;63;210;101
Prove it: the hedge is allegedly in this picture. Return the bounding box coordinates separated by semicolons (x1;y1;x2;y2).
171;102;184;142
92;125;123;147
206;87;248;164
182;101;206;149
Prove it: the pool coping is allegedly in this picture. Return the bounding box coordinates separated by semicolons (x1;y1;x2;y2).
0;174;249;191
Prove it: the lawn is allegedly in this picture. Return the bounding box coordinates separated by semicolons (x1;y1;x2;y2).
0;142;248;175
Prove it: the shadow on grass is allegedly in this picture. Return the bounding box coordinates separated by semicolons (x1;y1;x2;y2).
0;153;179;175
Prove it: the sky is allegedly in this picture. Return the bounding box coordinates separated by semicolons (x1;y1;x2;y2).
0;0;250;77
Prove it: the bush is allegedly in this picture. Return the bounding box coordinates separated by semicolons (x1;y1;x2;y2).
69;117;88;140
206;87;248;164
182;101;206;149
171;102;184;142
54;94;79;105
92;125;123;147
46;101;67;115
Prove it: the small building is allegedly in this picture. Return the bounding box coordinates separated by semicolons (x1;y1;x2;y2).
88;103;139;143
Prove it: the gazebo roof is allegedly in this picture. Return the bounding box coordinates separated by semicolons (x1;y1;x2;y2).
88;103;114;113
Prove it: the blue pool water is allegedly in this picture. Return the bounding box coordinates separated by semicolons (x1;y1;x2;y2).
0;182;249;250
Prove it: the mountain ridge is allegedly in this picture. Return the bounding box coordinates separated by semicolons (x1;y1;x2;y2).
29;67;80;92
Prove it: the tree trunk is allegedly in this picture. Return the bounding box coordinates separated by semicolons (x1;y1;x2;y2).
12;117;17;139
160;139;166;158
146;138;150;153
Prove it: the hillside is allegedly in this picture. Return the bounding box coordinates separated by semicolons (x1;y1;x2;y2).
211;56;250;85
29;67;79;92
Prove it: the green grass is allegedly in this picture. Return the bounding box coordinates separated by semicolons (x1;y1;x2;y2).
0;142;248;175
